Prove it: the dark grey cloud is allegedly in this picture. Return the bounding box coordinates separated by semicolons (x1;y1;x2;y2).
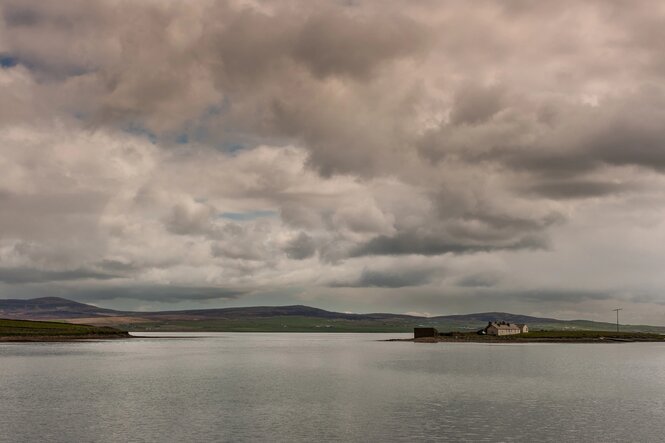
330;268;435;288
419;86;665;194
165;201;215;236
517;289;612;304
0;267;118;284
352;231;547;257
524;180;634;200
457;273;500;288
0;1;109;79
292;11;430;80
2;4;41;27
73;285;246;304
450;83;505;125
95;260;137;273
284;232;316;260
503;100;665;178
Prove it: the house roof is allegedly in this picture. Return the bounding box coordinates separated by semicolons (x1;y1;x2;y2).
486;322;521;330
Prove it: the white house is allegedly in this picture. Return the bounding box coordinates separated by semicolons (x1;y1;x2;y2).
484;321;524;336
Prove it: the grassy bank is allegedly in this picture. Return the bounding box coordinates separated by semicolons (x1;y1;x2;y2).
518;330;664;340
120;316;418;333
403;330;665;343
0;319;130;341
114;316;665;334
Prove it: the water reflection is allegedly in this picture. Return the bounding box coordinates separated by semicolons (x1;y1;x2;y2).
1;334;664;442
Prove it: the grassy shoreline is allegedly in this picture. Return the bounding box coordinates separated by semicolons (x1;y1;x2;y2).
0;318;131;342
389;330;665;343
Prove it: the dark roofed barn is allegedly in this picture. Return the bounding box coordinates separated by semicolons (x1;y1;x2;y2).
414;327;438;338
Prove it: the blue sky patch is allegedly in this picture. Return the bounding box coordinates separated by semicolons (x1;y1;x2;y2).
0;55;18;68
176;133;189;144
123;123;157;144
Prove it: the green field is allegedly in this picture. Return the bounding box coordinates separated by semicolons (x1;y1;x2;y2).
4;298;665;334
122;316;420;333
424;330;665;343
0;319;130;339
521;330;664;339
118;316;665;334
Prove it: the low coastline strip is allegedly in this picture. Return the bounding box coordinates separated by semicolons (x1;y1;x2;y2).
388;330;665;344
0;318;131;342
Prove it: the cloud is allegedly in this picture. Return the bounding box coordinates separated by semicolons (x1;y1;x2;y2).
456;273;501;288
72;285;246;304
449;82;505;125
330;268;435;288
2;0;665;323
516;289;612;304
352;232;548;257
0;267;118;284
220;211;277;222
524;180;634;200
165;200;216;236
291;10;431;80
284;232;317;260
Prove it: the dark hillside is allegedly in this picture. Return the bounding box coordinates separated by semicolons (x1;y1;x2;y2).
0;318;130;340
0;297;124;319
1;297;663;333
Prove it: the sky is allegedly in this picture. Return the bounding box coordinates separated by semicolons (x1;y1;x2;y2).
1;0;665;324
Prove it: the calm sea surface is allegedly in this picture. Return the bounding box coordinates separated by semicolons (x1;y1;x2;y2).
1;333;665;442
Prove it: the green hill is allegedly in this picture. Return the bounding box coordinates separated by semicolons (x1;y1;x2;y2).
1;297;664;334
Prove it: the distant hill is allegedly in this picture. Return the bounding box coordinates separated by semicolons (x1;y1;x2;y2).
1;297;663;333
0;297;125;319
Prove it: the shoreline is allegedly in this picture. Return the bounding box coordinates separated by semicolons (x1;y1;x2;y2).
387;336;665;344
0;334;132;343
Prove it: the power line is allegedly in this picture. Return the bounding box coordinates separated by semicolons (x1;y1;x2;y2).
612;308;622;333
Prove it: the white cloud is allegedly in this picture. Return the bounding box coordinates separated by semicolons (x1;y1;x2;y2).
1;0;665;324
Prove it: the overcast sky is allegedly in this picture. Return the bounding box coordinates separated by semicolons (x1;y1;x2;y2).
1;0;665;324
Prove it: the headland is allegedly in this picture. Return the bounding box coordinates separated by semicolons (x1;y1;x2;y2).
0;318;131;342
389;330;665;343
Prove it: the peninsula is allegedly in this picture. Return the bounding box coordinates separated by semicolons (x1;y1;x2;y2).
389;329;665;343
0;318;131;342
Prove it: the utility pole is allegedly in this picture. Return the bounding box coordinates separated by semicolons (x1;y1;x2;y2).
613;308;622;333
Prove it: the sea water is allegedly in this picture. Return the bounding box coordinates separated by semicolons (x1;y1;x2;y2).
1;333;664;442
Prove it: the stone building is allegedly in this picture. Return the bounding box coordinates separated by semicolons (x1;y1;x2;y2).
484;321;524;336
